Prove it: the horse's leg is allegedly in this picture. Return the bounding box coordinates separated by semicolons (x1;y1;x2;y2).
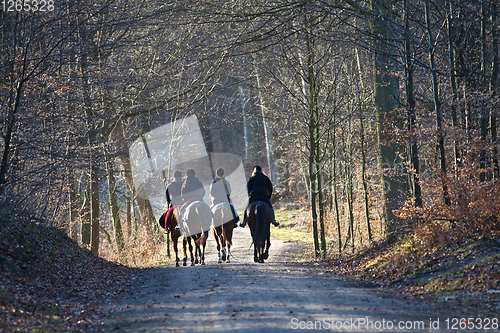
200;231;207;265
194;235;201;265
254;245;259;263
220;224;227;262
263;233;270;261
226;223;233;263
214;227;222;263
188;237;195;266
182;238;188;266
173;235;180;267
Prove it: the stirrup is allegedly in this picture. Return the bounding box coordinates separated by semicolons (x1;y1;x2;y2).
271;220;279;227
239;220;246;228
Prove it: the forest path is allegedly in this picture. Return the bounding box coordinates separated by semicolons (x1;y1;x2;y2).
96;227;453;333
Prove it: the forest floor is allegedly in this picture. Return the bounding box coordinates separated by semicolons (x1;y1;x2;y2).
0;213;137;332
274;204;500;319
0;206;498;332
323;231;500;317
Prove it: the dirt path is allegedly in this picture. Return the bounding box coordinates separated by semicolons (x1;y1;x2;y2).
95;228;458;332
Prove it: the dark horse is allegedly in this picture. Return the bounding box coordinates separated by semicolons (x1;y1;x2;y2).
211;203;235;263
245;201;272;263
159;202;212;266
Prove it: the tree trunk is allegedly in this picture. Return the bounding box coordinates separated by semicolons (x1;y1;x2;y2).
371;0;405;234
240;86;256;162
90;156;100;255
447;0;462;170
105;150;125;256
255;64;278;185
69;180;78;242
480;0;488;181
347;122;355;253
355;49;373;240
404;0;422;207
332;142;342;254
490;0;499;179
113;120;155;230
316;145;327;259
425;0;450;205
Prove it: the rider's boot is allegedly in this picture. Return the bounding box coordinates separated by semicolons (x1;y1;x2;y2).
230;205;239;228
270;209;279;226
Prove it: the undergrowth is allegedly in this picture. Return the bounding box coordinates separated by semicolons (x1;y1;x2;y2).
0;211;136;332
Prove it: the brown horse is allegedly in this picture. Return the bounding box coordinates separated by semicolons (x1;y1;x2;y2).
158;206;182;267
245;201;272;263
211;203;235;263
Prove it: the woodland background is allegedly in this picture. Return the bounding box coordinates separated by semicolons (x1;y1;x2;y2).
1;0;499;266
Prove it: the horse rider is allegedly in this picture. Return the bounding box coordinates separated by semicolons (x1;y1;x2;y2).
240;165;279;228
210;168;239;228
166;170;184;208
175;169;206;230
181;169;205;202
162;170;183;233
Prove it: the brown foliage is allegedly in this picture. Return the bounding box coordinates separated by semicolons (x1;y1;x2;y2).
0;212;137;332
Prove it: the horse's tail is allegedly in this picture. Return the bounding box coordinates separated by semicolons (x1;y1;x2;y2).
254;203;266;250
195;202;211;245
195;231;208;245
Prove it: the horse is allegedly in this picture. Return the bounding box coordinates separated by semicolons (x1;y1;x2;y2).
211;203;235;263
177;200;212;266
158;206;182;267
245;200;272;263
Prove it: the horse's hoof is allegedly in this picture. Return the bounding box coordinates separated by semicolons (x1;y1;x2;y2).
218;259;222;264
183;262;187;266
263;252;269;260
201;261;206;265
194;259;199;264
259;258;264;263
226;259;230;263
254;256;259;263
176;262;180;267
191;262;195;266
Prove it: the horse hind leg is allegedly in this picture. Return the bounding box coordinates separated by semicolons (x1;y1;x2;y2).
221;246;226;262
182;238;188;266
173;237;180;267
215;228;223;264
225;246;230;263
186;238;195;266
201;241;206;265
263;235;271;260
259;245;265;263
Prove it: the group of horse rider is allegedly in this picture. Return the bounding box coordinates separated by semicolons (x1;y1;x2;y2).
164;165;279;232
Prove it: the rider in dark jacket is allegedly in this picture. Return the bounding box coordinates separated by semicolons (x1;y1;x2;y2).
181;169;205;202
240;165;279;227
166;170;183;208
